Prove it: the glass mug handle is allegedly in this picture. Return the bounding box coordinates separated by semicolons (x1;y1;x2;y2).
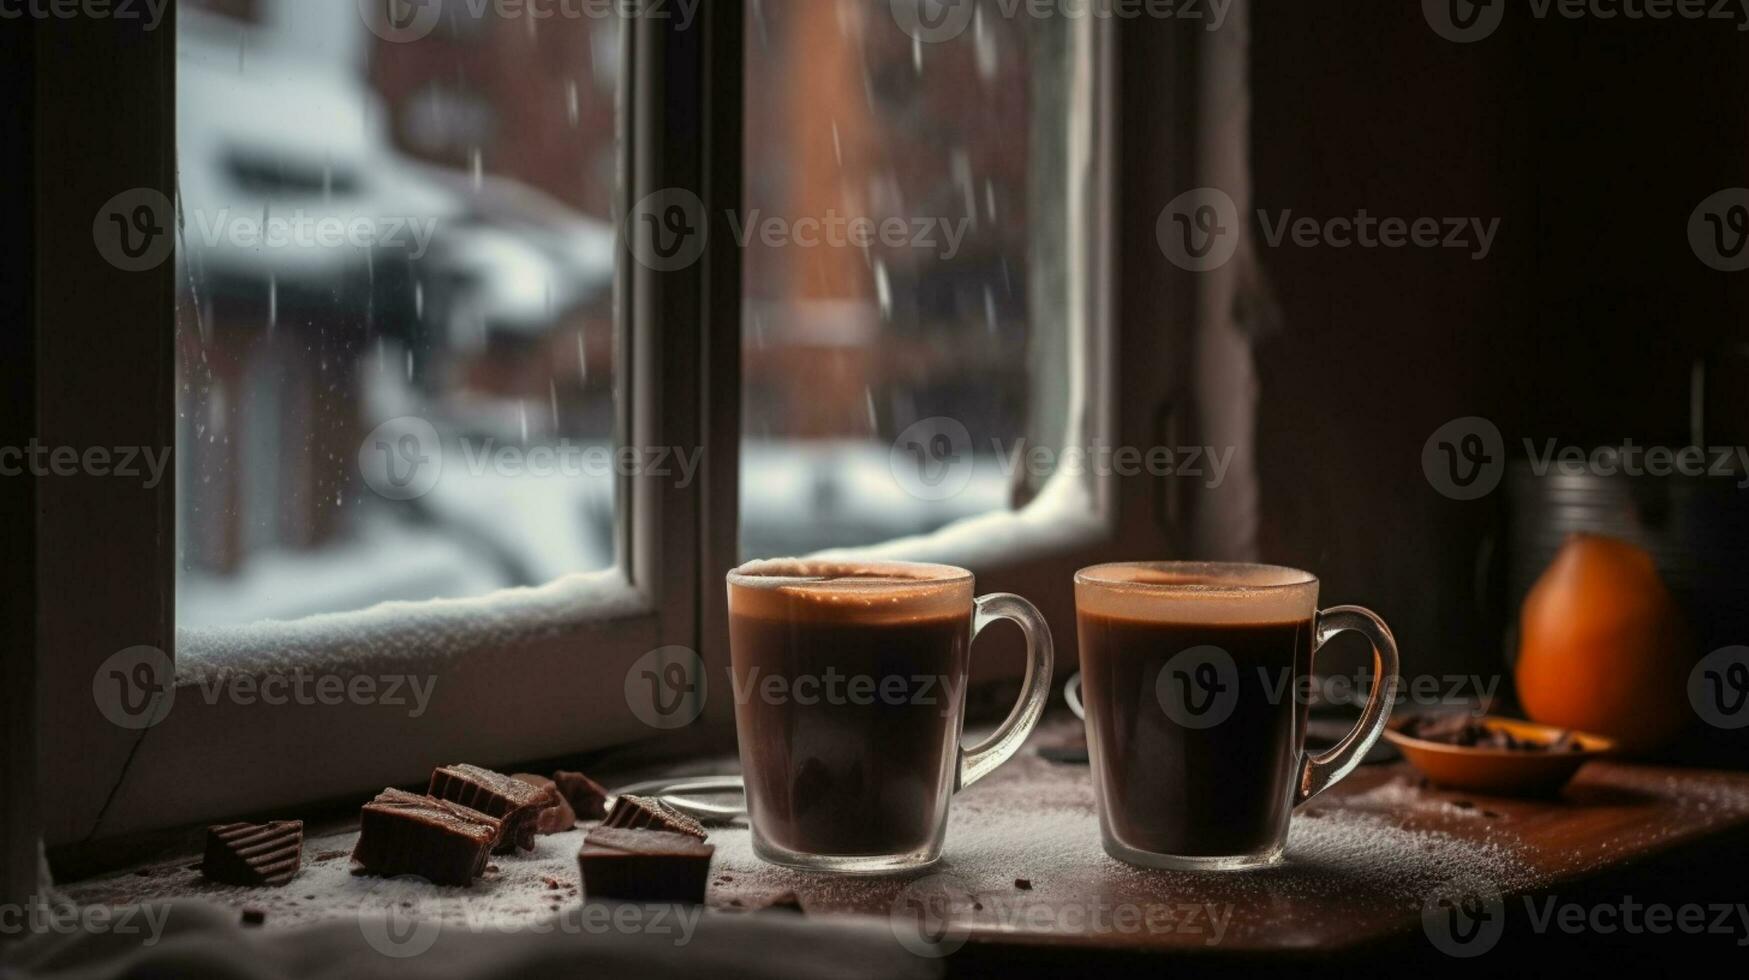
957;594;1056;790
1297;606;1401;805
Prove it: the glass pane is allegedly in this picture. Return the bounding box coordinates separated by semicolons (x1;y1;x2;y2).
740;0;1090;560
176;0;621;628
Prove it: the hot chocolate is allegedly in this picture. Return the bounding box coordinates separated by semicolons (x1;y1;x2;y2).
1078;612;1312;857
728;565;972;858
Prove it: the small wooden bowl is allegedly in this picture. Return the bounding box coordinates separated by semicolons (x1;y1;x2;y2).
1384;716;1617;797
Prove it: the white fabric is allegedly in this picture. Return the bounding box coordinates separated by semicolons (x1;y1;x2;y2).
2;899;941;980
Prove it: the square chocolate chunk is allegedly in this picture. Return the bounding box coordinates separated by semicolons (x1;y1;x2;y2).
578;827;714;905
554;770;611;820
429;764;555;854
203;821;304;887
512;774;578;835
353;788;500;886
599;795;707;839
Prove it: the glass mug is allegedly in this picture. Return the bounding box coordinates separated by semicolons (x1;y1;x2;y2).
727;560;1054;873
1075;562;1400;871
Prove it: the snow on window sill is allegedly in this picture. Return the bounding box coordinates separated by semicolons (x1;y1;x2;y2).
812;468;1107;573
175;567;649;682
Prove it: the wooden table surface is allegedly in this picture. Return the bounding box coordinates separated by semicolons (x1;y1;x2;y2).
705;717;1749;962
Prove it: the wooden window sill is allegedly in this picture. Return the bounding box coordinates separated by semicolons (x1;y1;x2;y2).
49;716;1749;969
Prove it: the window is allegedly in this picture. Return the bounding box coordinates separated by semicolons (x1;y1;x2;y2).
175;0;623;627
37;0;1148;845
741;0;1096;561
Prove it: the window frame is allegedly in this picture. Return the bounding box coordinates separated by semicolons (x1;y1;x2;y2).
31;2;1223;850
35;1;738;846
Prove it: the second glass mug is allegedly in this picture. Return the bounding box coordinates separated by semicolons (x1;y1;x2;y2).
725;560;1054;873
1075;561;1401;870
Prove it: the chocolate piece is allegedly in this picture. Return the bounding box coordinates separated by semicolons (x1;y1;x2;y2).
1403;715;1587;753
429;764;555;854
553;771;611;820
578;827;714;904
202;821;304;887
1014;878;1033;891
599;795;707;840
352;788;500;886
513;774;578;835
1407;712;1479;743
240;908;266;926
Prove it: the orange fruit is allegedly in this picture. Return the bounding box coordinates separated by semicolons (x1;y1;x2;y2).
1516;533;1693;754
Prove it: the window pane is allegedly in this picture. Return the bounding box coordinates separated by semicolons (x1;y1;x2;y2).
176;0;621;628
741;0;1089;560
